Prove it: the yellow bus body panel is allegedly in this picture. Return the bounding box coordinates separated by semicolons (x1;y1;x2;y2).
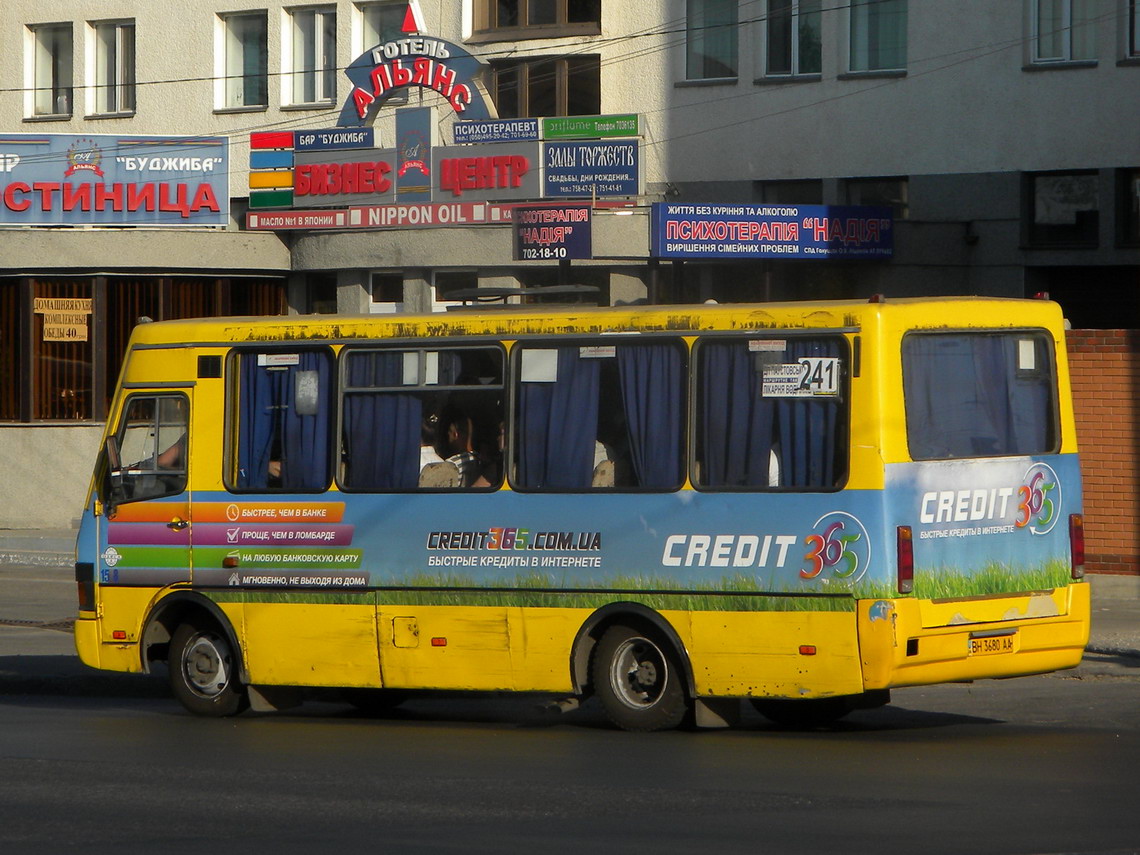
377;606;583;693
684;610;865;698
242;602;382;688
75;618;145;673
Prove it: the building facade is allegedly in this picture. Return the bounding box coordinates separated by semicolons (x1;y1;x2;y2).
1;1;1137;566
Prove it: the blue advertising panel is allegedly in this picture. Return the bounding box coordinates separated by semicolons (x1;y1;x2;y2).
513;205;592;260
651;203;893;260
543;140;639;198
453;118;540;144
395;107;433;203
0;134;229;227
294;127;375;151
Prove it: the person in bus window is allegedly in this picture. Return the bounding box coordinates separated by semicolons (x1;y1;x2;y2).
443;410;484;487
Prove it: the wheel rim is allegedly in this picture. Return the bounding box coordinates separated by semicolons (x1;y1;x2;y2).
182;633;230;698
608;636;668;710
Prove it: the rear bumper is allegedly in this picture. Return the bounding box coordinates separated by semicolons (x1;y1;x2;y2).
858;582;1090;689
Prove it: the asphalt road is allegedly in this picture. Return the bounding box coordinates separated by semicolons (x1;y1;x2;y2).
1;560;1138;854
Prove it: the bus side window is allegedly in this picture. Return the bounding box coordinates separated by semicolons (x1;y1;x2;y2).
694;336;847;490
512;341;685;491
340;346;505;491
232;350;334;492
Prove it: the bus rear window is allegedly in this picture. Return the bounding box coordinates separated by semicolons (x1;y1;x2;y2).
694;336;848;490
902;332;1058;460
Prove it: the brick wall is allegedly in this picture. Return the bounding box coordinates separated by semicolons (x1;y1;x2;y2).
1066;330;1140;575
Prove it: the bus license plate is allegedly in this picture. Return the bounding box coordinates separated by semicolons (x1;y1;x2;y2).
968;633;1018;656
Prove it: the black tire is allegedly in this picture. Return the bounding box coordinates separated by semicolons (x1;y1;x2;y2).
168;618;249;717
591;624;689;732
751;696;853;728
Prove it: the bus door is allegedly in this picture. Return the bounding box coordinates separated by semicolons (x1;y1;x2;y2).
97;391;193;642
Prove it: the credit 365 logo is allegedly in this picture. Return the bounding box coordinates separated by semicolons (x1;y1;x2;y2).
801;512;871;584
1016;462;1060;535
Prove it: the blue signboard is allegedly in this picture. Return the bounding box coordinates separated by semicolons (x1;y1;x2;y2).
395;108;433;202
294;128;376;151
0;134;229;227
543;141;639;198
453;118;540;145
513;205;592;260
651;203;893;259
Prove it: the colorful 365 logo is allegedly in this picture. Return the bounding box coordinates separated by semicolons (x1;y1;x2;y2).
801;512;871;584
1016;462;1061;535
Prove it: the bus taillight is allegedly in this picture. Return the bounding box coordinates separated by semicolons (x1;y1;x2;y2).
1069;514;1085;579
897;526;914;594
75;562;95;612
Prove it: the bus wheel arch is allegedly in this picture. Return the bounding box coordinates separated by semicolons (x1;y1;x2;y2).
141;593;250;716
571;603;694;732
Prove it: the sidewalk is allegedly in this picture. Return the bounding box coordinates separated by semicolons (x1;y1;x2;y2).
1;528;1137;660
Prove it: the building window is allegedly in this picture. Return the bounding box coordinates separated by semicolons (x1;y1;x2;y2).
766;0;822;76
289;6;337;105
686;0;738;80
359;1;404;49
1025;171;1099;247
222;12;268;108
1031;0;1095;63
845;176;908;218
92;21;135;114
848;0;907;72
1130;0;1140;57
29;23;73;117
490;56;600;118
756;179;824;205
474;0;601;36
1117;168;1140;246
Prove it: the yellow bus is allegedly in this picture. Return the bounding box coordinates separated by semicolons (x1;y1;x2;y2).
74;296;1090;730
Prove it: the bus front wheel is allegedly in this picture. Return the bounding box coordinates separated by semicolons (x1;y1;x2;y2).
169;618;249;717
592;624;689;732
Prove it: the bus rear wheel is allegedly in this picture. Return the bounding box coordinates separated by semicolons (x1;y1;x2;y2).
592;624;689;732
169;618;249;717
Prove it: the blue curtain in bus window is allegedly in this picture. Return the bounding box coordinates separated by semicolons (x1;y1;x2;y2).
343;352;420;490
903;334;1052;459
698;342;775;487
517;347;599;489
617;344;683;488
237;352;331;490
774;338;842;488
986;336;1052;455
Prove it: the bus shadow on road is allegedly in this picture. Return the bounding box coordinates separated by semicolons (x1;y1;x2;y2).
0;657;1006;733
0;654;169;703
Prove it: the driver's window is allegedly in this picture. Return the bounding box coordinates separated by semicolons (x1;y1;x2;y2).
107;395;189;505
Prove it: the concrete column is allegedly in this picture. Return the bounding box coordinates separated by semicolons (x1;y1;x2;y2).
609;269;648;305
403;270;434;313
336;270;370;314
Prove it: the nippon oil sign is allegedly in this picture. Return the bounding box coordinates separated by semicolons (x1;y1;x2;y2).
0;134;228;227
